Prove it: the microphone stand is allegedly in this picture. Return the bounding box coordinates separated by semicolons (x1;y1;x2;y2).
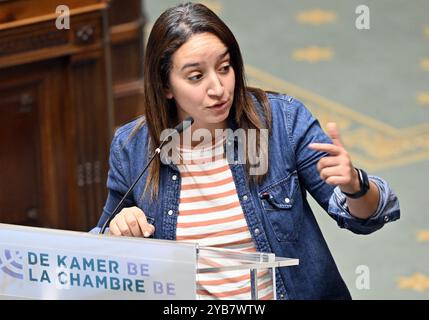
99;117;194;234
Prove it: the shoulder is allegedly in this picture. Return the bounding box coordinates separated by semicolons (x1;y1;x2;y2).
249;90;308;119
114;116;146;139
254;92;314;127
261;92;324;145
265;92;307;114
111;116;149;153
250;90;308;115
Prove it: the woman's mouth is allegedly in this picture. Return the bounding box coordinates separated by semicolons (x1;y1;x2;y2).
207;100;229;110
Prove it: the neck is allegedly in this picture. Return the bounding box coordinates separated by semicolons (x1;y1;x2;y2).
180;120;227;148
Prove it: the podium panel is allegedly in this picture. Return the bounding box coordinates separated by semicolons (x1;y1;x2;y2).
0;224;197;299
0;223;299;299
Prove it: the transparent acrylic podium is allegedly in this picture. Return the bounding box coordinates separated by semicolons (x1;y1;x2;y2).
0;223;298;300
196;246;298;300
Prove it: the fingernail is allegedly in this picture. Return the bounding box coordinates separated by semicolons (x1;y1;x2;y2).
143;231;150;237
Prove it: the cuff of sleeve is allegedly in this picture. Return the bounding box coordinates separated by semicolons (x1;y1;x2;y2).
328;175;400;234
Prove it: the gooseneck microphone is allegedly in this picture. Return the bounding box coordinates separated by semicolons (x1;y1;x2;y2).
99;116;194;234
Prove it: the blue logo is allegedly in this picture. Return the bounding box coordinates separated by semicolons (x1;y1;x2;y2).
0;249;23;280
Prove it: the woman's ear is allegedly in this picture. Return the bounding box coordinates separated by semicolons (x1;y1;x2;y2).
164;85;174;100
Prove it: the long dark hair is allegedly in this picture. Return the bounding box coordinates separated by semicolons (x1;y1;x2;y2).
134;2;272;199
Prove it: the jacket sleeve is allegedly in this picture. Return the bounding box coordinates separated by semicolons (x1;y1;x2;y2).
285;96;400;234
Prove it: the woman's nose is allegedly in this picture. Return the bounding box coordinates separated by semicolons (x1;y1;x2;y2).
207;73;225;97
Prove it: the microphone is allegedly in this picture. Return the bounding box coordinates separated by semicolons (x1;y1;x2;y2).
99;116;194;234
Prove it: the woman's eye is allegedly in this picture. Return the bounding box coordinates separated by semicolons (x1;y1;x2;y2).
188;74;203;81
219;65;230;73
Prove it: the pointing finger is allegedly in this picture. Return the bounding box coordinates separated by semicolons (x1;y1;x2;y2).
308;143;341;155
326;122;343;148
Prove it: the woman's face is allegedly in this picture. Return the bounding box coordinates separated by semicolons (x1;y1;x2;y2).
166;32;235;133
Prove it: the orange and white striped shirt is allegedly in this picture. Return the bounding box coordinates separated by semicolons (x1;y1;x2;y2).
176;136;274;300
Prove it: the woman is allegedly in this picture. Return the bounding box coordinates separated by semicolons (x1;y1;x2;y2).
95;2;400;299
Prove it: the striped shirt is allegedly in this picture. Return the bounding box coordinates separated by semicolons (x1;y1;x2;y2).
176;135;274;300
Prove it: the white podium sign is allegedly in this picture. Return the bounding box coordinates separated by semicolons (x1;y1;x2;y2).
0;223;197;300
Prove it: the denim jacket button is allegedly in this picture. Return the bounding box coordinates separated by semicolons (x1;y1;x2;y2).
167;210;174;216
242;195;248;201
254;228;260;235
284;197;290;204
172;175;177;181
384;216;389;222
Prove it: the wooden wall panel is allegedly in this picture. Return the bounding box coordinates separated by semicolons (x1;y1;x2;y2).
109;0;145;128
0;0;145;231
0;82;42;226
0;1;114;231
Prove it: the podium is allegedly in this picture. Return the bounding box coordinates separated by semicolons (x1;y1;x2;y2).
0;223;298;300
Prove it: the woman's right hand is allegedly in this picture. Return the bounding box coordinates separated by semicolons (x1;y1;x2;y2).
108;206;155;238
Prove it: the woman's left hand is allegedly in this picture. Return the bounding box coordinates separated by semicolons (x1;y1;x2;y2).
308;122;360;194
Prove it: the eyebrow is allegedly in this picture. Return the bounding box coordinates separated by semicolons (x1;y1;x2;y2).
180;50;230;71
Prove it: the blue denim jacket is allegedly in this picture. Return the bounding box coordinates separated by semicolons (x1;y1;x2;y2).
95;93;400;300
